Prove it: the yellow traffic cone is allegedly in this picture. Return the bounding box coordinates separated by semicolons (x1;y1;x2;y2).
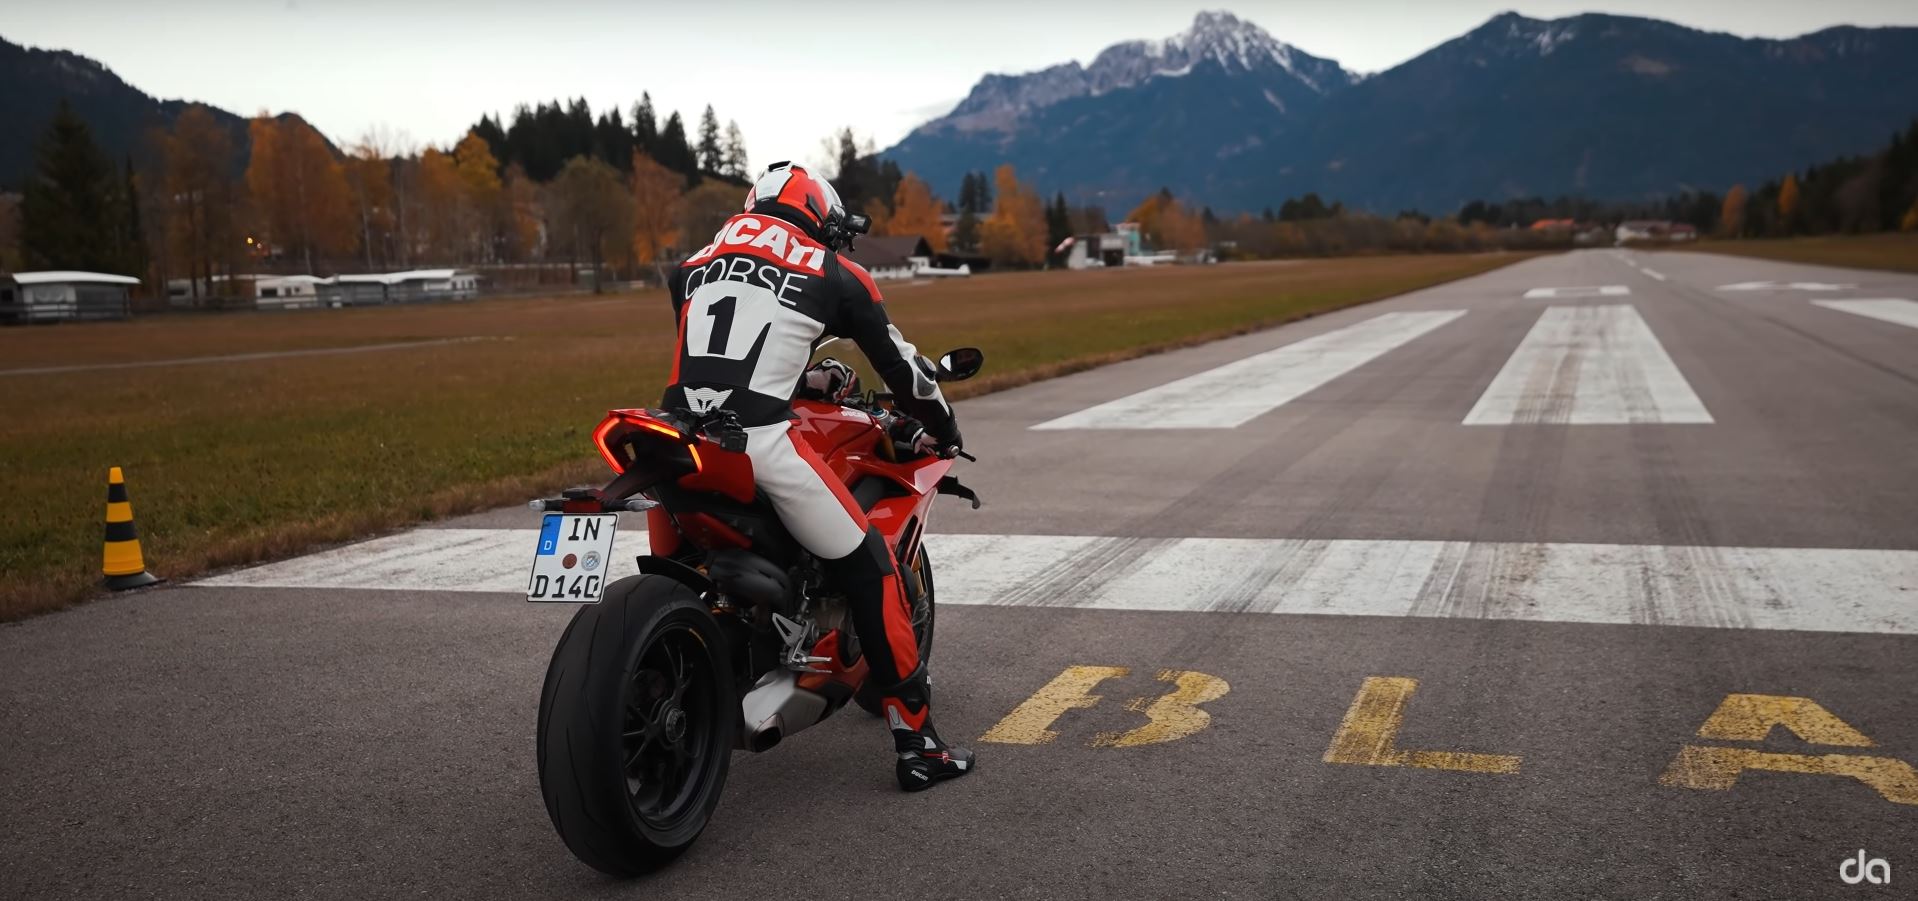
102;466;162;590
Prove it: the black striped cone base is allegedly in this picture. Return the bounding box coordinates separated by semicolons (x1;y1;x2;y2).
104;570;163;591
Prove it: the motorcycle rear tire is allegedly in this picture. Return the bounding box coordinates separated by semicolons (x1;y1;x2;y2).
538;574;737;876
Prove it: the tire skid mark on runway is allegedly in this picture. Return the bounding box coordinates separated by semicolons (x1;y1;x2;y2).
997;536;1172;609
194;528;1918;635
1207;538;1333;615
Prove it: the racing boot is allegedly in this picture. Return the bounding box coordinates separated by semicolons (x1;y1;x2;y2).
880;671;976;792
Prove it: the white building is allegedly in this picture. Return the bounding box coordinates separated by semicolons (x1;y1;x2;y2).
845;237;930;281
844;237;969;281
316;269;481;306
254;275;326;310
0;271;140;323
1058;233;1128;270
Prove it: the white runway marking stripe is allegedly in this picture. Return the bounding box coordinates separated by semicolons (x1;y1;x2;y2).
194;529;1918;636
930;535;1918;634
1814;298;1918;330
1717;281;1854;292
1464;305;1712;425
195;528;653;593
1030;310;1466;430
1523;286;1629;299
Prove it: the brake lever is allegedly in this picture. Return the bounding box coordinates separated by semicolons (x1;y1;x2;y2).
953;449;976;462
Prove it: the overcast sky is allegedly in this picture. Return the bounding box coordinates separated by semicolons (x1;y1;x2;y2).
3;1;1913;170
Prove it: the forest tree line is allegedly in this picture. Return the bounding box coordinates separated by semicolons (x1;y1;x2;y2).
4;105;1914;293
1;96;788;298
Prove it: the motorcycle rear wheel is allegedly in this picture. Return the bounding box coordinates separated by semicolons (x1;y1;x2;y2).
538;574;737;876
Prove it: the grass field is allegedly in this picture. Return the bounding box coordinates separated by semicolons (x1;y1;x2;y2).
1662;233;1918;274
1;253;1532;621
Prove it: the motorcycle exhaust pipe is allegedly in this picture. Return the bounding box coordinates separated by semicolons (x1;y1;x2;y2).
739;670;828;753
747;714;785;752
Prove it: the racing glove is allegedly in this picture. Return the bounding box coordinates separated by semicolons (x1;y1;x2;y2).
890;418;962;457
799;357;860;403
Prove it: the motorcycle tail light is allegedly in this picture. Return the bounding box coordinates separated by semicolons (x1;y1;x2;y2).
592;410;702;475
592;415;628;473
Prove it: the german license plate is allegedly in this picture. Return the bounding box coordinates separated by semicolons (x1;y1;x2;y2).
527;514;617;602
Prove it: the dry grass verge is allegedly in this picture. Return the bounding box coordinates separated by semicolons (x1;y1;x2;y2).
1655;233;1918;274
2;253;1534;621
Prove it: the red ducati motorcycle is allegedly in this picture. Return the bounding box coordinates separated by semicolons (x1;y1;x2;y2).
530;347;985;876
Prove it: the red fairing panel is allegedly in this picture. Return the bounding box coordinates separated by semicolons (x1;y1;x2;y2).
790;400;885;458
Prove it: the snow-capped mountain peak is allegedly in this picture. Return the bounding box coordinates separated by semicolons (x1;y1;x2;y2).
1086;10;1337;93
936;10;1350;132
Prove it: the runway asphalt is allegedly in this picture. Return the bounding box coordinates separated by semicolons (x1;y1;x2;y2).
4;248;1916;900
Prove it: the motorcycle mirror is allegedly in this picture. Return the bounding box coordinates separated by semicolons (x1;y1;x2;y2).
936;347;985;382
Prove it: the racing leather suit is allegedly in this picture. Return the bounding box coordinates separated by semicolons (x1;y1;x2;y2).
661;209;960;731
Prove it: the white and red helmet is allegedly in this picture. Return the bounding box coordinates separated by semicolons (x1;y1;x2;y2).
745;162;845;233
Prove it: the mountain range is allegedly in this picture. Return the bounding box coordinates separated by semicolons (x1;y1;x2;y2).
882;10;1918;214
1;37;284;190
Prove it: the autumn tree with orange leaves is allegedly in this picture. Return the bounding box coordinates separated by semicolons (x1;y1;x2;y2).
980;164;1045;266
153;105;240;298
1127;189;1207;253
246;114;355;271
881;174;948;252
342;139;394;268
415;146;462;262
1717;184;1747;238
500;164;544;261
631;150;684;264
453;132;503;260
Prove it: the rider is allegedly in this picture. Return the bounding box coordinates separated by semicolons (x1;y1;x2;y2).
661;162;974;791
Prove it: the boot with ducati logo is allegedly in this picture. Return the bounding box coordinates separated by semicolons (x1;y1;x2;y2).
880;674;975;792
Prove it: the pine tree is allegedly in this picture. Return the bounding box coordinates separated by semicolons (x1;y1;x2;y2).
472;114;509;172
957;171;992;216
595;109;633;172
632;94;658;155
722;120;749;179
659;112;695;175
954;208;979;252
564;98;595;164
697;105;723;173
20;101;132;273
